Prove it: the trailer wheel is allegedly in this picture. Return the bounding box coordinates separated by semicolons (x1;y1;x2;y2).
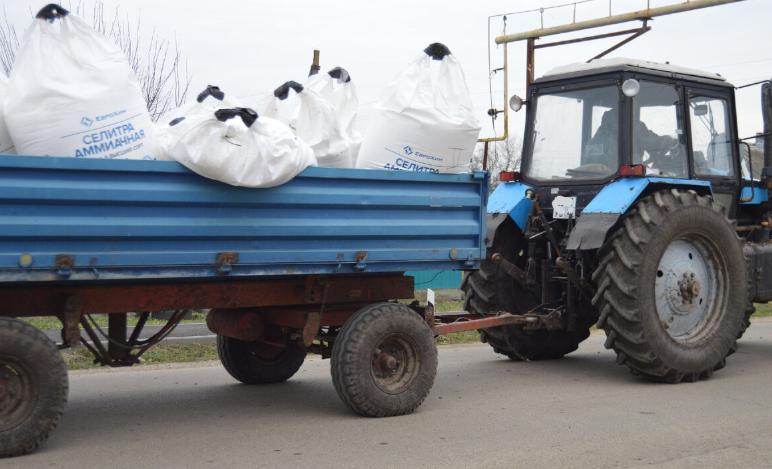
0;317;68;458
592;189;749;382
217;334;306;384
331;303;437;417
462;217;596;360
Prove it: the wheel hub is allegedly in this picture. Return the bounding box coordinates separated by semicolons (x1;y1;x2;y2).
0;362;33;432
370;335;420;395
375;350;398;374
655;239;718;339
679;274;701;302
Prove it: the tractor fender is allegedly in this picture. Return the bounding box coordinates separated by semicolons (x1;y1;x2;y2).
486;182;532;234
566;177;713;250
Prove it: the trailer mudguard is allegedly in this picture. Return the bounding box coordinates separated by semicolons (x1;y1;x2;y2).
486;182;532;230
483;182;533;248
566;177;712;250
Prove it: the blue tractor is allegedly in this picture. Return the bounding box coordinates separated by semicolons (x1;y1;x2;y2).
462;59;772;382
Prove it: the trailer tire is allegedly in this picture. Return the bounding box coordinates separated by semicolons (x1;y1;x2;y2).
0;317;68;458
331;303;437;417
217;335;306;384
461;217;596;360
592;189;747;382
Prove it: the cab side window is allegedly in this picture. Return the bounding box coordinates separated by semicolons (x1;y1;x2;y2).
689;96;734;177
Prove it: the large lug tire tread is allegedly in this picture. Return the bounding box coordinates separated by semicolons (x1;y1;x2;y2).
461;218;596;361
217;335;306;384
331;303;437;417
0;317;68;458
737;253;755;340
592;189;748;383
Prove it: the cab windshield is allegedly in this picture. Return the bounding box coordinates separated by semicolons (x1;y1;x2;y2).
525;85;619;181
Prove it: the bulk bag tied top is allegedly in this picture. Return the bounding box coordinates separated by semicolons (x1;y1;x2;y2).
160;85;243;124
156;85;242;160
248;81;351;168
5;4;158;160
0;75;15;154
305;67;363;164
165;107;317;188
357;43;481;174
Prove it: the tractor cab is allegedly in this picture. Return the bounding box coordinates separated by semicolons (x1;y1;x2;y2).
519;58;741;216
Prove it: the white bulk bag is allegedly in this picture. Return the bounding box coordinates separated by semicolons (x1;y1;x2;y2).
305;67;362;163
165;107;317;188
5;5;158;160
0;75;15;154
156;85;242;161
248;81;351;168
356;43;481;174
159;85;242;124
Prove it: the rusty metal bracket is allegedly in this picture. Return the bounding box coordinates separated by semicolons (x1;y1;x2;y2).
354;252;368;270
217;252;239;274
301;312;321;347
305;275;329;303
555;257;597;300
59;295;82;348
491;253;527;286
56;255;74;278
431;312;534;336
522;306;567;332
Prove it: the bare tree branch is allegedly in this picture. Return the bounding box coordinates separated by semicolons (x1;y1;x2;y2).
0;6;20;77
470;136;523;192
0;2;190;121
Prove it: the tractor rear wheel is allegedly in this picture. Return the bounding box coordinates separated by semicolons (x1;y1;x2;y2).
592;189;749;382
462;217;596;360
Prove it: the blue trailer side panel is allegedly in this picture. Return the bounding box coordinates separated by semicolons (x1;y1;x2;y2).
0;156;488;282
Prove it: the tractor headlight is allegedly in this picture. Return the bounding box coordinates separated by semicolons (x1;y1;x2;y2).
622;79;640;97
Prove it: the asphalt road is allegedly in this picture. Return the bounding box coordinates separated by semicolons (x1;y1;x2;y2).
10;321;772;469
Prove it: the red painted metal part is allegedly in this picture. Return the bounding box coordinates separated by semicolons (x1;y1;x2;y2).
206;306;363;345
301;312;321;347
206;308;265;342
0;275;413;318
430;313;528;336
261;307;365;328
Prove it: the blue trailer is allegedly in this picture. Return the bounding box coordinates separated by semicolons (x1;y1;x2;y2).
0;155;523;457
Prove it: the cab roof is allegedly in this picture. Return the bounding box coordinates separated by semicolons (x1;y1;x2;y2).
538;57;727;84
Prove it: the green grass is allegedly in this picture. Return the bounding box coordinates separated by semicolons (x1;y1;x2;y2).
753;303;772;317
62;343;219;370
23;311;209;331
